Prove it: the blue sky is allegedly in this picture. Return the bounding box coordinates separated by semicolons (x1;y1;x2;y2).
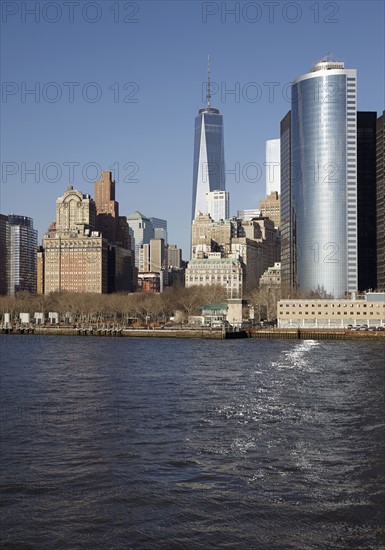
1;0;384;258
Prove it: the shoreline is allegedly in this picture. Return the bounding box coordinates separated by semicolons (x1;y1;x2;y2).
1;326;385;340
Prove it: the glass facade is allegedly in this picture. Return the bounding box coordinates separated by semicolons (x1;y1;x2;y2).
7;215;38;294
265;139;281;195
291;63;357;297
377;112;385;289
0;214;8;294
280;111;293;289
192;108;225;220
149;217;168;244
126;212;155;268
357;112;377;291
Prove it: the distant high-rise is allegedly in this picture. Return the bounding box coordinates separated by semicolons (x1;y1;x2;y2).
168;244;182;269
44;179;134;294
127;211;154;268
206;190;229;221
44;187;107;294
290;59;358;297
95;171;118;243
259;191;280;228
138;238;168;291
280;111;293;289
0;214;8;294
149;217;168;243
37;246;44;295
265;139;281;195
377;111;385;289
357;112;377;291
192;57;225;220
6;214;38;294
95;171;131;249
150;238;168;285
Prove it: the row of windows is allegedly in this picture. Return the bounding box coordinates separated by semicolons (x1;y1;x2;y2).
282;303;382;308
188;266;240;271
280;311;381;316
188;275;241;282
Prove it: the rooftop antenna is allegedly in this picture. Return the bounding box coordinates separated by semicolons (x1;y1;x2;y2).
207;55;211;108
319;52;333;62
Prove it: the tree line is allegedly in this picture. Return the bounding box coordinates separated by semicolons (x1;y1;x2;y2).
0;286;227;325
0;284;332;326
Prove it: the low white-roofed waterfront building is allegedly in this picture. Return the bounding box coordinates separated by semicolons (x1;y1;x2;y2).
277;293;385;329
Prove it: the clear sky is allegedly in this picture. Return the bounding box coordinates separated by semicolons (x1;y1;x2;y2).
1;0;384;258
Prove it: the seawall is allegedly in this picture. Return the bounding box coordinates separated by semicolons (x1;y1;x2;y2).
2;327;385;341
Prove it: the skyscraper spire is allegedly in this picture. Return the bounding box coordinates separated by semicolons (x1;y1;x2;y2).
207;55;211;108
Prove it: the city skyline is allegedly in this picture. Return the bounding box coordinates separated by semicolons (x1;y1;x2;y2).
1;1;384;257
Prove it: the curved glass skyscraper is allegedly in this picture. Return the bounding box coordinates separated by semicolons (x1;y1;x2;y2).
291;60;357;297
191;59;225;221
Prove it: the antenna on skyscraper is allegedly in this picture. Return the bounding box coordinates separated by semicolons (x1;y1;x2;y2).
207;55;211;108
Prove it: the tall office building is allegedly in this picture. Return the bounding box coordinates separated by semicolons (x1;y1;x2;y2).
265;139;281;195
43;180;134;294
0;214;8;294
168;244;182;269
37;246;44;295
357;112;377;291
127;211;154;268
95;171;131;249
139;238;167;273
290;59;357;297
149;217;168;243
95;170;119;243
377;111;385;289
191;57;225;220
206;190;229;221
138;238;168;291
44;187;108;294
259;191;280;228
280;111;292;289
7;215;38;294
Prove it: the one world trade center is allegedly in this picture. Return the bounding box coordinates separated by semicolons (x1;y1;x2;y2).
191;57;225;221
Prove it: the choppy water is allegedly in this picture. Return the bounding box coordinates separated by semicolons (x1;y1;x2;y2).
1;335;384;549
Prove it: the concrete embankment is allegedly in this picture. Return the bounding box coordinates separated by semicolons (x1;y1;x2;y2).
2;327;384;340
1;326;225;339
121;328;223;339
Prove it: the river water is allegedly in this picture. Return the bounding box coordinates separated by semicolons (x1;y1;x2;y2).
1;335;384;549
